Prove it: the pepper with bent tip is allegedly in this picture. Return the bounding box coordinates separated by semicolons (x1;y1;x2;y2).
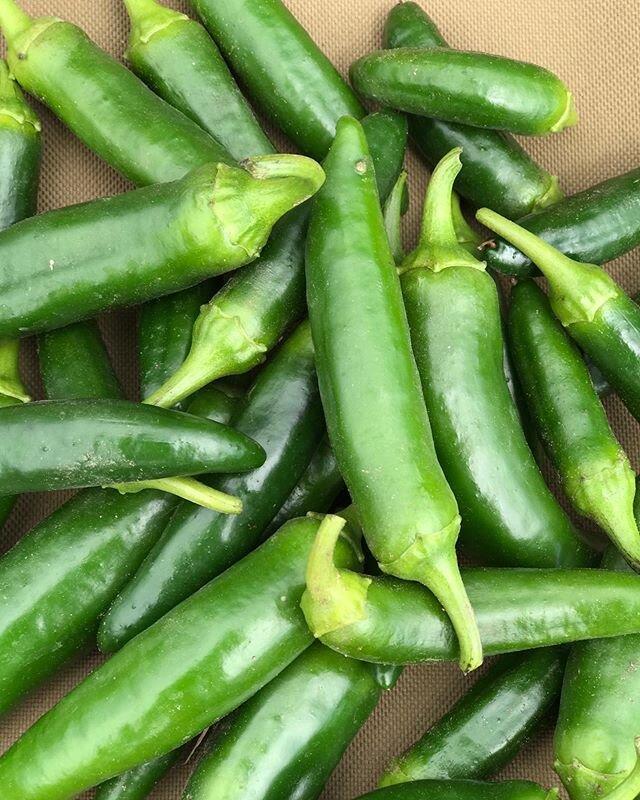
182;643;397;800
383;2;562;218
350;48;576;136
355;780;558;800
381;649;566;786
305;116;481;672
482;168;640;276
301;518;640;665
0;515;361;800
477;208;640;423
99;321;324;651
399;148;590;569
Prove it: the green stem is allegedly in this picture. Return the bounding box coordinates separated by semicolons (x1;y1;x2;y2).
0;59;39;130
123;0;186;46
383;170;407;264
476;208;619;327
603;739;640;800
110;477;243;514
300;514;371;638
0;0;32;44
451;191;482;252
0;337;29;404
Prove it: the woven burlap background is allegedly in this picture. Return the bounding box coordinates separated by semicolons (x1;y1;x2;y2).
0;0;639;797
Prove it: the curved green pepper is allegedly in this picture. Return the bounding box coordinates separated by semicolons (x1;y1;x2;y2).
483;168;640;276
350;48;576;136
123;0;274;161
399;148;590;569
301;519;640;665
0;398;264;497
0;515;361;800
509;280;640;567
99;321;324;651
0;156;323;338
182;643;392;800
383;2;562;218
189;0;365;160
0;0;232;185
554;548;640;800
305;117;481;672
477;209;640;423
381;649;566;785
95;750;182;800
357;780;557;800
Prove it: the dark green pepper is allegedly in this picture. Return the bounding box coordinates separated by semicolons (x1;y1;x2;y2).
381;649;566;785
99;321;324;650
123;0;274;161
182;643;394;800
0;515;361;800
399;148;590;569
305;117;481;672
350;48;576;136
0;157;323;339
482;168;640;276
189;0;365;160
383;2;562;218
356;780;557;800
301;518;640;665
477;209;640;423
94;751;182;800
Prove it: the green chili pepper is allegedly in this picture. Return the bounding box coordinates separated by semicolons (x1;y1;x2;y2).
399;149;590;568
350;48;576;136
361;110;409;205
0;514;361;800
123;0;274;161
99;321;324;651
381;649;566;786
0;156;323;339
301;519;640;665
182;643;395;800
383;2;562;218
0;0;234;185
305;117;481;672
189;0;365;160
483;168;640;276
554;547;640;800
95;750;182;800
477;209;640;423
356;780;558;800
509;280;640;567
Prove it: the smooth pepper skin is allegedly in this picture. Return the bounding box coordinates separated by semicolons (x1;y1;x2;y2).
509;281;640;567
356;779;556;800
99;322;324;651
124;0;274;161
350;48;576;136
0;157;324;338
94;750;182;800
306;116;481;672
189;0;365;160
182;643;387;800
0;516;361;800
0;1;232;186
554;548;640;800
383;3;561;219
483;168;640;276
400;149;590;569
0;398;265;495
477;209;640;423
381;649;566;785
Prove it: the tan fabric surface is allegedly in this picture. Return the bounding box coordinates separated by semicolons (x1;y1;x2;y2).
0;0;639;797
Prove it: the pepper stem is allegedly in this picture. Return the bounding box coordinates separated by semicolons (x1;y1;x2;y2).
109;477;242;514
383;170;407;265
450;191;482;253
300;513;371;638
400;148;485;274
476;208;619;327
0;0;32;44
123;0;186;48
0;338;29;404
601;739;640;800
0;59;39;130
144;304;267;408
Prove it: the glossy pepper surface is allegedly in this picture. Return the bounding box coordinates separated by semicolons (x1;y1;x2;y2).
0;515;361;800
483;168;640;276
383;2;561;219
350;48;576;136
305;117;481;672
400;148;589;569
94;751;182;800
356;780;557;800
0;157;323;338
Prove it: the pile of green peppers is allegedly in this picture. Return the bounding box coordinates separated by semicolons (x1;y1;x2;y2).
0;0;638;798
